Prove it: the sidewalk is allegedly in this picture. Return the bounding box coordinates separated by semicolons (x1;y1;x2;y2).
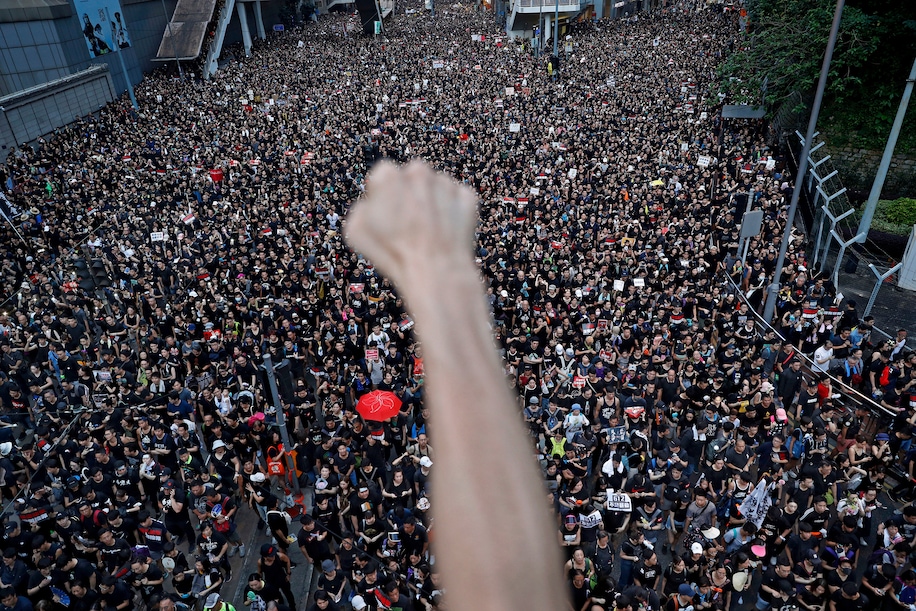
823;249;916;347
219;486;317;611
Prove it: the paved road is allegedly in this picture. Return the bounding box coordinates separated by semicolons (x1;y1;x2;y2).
218;486;317;610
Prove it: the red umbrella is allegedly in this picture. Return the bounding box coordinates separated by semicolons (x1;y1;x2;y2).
356;390;402;421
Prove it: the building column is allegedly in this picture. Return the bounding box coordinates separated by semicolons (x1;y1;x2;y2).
236;2;253;56
254;0;266;39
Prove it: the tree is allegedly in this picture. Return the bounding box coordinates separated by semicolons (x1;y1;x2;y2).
716;0;916;151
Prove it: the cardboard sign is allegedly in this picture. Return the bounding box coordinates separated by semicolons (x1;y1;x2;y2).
572;375;587;388
606;493;633;513
365;348;379;361
150;232;167;242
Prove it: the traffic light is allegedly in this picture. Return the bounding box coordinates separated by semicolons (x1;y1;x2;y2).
273;358;296;405
73;258;96;292
73;258;112;291
90;259;112;288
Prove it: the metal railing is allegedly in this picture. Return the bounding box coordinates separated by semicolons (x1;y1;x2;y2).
718;272;897;423
514;0;580;9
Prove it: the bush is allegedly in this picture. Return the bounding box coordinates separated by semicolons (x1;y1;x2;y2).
855;198;916;236
881;197;916;227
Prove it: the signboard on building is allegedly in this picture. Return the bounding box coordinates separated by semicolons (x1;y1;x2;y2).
76;0;131;57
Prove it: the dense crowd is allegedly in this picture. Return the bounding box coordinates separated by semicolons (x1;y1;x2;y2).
0;0;914;611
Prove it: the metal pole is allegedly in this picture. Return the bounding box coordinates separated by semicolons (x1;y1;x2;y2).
762;0;845;323
261;354;301;494
864;262;903;317
855;56;916;241
159;0;184;79
106;8;137;109
538;0;544;58
552;0;559;57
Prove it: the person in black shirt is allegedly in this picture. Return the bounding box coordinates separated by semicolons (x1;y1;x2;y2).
829;581;869;611
298;515;333;566
634;551;660;591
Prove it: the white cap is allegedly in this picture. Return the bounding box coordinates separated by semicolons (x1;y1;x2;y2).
691;542;703;554
0;442;11;457
211;440;226;450
250;472;266;483
352;595;367;610
419;456;433;468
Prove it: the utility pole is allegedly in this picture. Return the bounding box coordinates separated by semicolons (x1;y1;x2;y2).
763;0;845;322
261;354;301;494
855;56;916;241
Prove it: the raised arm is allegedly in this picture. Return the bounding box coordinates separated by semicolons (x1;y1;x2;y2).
346;160;566;611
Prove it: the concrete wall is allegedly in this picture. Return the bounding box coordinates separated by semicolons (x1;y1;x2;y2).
0;65;115;152
0;0;285;154
825;143;916;200
0;0;181;99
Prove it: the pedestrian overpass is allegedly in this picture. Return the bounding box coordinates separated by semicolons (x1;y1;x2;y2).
155;0;273;78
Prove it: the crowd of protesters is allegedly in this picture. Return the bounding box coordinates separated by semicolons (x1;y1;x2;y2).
0;0;914;610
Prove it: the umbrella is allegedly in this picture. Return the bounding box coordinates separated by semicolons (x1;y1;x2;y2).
356;390;402;421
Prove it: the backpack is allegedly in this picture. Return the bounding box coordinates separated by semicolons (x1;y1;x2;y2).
716;491;734;521
706;439;727;464
790;429;809;460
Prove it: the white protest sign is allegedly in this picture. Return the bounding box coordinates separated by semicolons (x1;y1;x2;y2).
509;123;521;133
697;155;711;168
606;493;633;513
150;232;167;242
613;279;625;291
633;278;645;287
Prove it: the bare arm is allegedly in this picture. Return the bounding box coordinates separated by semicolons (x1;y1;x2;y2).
346;160;565;611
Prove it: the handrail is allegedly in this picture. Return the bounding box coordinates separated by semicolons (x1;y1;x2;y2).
717;272;898;420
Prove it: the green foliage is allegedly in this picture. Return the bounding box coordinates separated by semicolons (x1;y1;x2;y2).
854;198;916;236
881;198;916;227
716;0;916;154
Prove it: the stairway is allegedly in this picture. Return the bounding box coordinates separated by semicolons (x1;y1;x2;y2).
155;0;219;63
203;0;237;78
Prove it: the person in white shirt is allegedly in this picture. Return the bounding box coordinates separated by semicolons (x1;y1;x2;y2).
812;340;834;373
